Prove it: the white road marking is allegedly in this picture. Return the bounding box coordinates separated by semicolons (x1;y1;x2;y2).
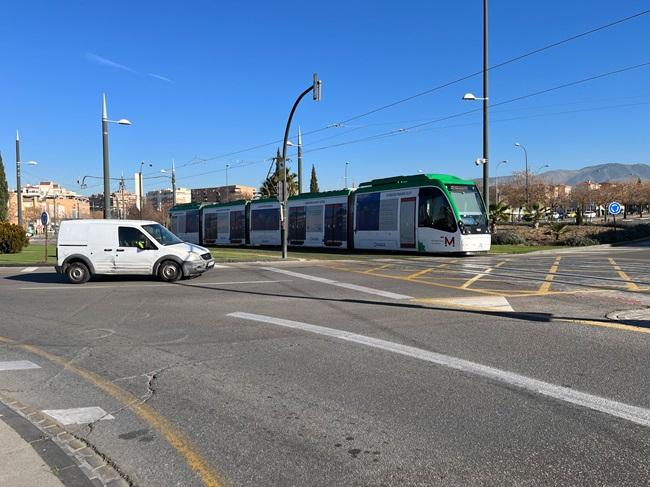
262;267;412;300
42;407;114;425
0;360;41;371
229;312;650;429
211;264;230;268
18;279;291;291
20;267;38;273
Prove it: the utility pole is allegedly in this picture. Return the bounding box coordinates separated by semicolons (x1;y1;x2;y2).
345;161;350;189
482;0;490;210
15;131;22;226
171;159;177;206
102;95;111;218
297;127;303;194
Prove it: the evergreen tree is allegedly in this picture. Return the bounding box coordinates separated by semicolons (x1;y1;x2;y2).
0;152;8;221
309;164;319;193
259;148;298;198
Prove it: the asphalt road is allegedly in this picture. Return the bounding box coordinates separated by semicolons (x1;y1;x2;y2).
1;243;649;486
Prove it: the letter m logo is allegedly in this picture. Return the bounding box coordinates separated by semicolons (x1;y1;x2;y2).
444;236;455;247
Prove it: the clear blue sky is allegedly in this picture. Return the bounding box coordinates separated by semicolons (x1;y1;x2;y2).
1;0;649;195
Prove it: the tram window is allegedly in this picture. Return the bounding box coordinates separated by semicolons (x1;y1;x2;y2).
230;210;245;239
289;206;306;240
418;188;457;232
171;214;182;234
204;213;218;240
186;210;200;233
356;193;380;231
251;208;279;231
325;203;347;241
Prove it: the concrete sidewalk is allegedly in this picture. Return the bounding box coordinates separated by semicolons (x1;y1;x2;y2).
0;411;64;487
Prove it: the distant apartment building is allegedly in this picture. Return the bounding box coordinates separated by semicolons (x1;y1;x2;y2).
191;185;257;204
146;187;192;210
8;181;91;228
89;191;139;217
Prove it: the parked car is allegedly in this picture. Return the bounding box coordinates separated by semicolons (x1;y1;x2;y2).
584;211;597;219
56;219;215;284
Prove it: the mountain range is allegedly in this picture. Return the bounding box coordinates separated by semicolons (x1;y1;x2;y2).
489;163;650;186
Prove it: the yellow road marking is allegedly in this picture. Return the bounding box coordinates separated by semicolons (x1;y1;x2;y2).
459;261;506;290
561;319;650;335
0;336;226;487
608;258;640;291
363;263;393;274
407;268;434;279
539;256;562;293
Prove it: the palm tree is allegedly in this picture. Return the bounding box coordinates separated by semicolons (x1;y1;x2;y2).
488;201;509;233
523;202;547;229
259;149;298;198
547;222;569;241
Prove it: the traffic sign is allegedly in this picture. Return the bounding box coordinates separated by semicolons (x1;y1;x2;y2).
40;211;50;226
608;201;622;216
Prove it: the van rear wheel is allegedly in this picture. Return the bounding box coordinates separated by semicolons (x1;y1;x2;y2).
159;260;181;282
66;262;90;284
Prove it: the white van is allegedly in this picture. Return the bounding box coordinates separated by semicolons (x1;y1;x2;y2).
55;220;215;284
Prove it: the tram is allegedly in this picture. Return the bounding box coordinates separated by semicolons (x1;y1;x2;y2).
168;173;490;253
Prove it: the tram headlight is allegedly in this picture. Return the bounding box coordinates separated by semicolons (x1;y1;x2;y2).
458;221;468;234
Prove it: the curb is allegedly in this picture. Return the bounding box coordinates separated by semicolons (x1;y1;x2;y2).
0;395;131;487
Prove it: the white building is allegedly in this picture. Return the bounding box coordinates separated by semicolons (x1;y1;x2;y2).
146;187;191;210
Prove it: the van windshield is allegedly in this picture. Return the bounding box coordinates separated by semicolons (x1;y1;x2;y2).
142;224;183;246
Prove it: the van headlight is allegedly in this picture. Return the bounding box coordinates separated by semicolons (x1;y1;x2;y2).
188;253;202;262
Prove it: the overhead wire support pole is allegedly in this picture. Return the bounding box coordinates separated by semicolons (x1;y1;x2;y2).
482;0;489;210
280;74;322;259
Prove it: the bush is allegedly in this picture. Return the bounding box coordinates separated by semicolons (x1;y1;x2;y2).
492;231;524;245
0;222;29;253
561;235;598;247
591;224;650;244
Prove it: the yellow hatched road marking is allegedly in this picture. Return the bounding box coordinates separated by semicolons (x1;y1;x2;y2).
608;258;641;291
363;263;394;274
407;268;434;279
561;319;650;335
459;260;507;290
539;256;562;293
0;336;226;487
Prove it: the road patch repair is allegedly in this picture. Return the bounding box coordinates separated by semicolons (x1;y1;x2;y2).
413;295;514;312
228;312;650;429
42;407;114;425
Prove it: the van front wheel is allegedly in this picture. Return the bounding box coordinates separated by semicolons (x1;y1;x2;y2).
159;261;181;282
66;262;90;284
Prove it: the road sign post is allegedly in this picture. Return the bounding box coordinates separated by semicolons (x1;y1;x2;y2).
41;211;50;263
608;201;622;235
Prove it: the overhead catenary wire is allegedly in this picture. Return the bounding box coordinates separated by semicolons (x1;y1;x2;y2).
162;8;650;171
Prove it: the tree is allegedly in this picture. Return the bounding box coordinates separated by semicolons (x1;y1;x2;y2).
488;201;509;233
259;149;298;198
0;152;8;221
310;164;319;193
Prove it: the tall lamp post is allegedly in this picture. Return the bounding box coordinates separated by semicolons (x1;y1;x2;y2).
534;163;550;175
461;0;489;209
495;160;507;204
514;142;529;206
280;74;322;259
102;94;131;219
138;161;152;219
14;131;38;227
160;160;177;206
344;161;350;189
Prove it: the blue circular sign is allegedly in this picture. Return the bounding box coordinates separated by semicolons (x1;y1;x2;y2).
608;201;621;216
40;211;50;226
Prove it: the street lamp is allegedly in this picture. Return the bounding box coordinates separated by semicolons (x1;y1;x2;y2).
138;161;152;218
160;160;177;206
495;160;507;204
15;131;39;227
344;161;350;189
534;164;550;175
102;93;131;219
459;0;489;209
514;142;530;206
280;73;322;259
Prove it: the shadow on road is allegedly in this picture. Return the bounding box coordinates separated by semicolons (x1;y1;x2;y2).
172;280;649;329
4;273;160;285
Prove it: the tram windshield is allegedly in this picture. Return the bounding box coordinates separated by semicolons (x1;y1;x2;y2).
446;185;488;231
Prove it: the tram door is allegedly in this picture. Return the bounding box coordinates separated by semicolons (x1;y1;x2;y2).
399;197;416;248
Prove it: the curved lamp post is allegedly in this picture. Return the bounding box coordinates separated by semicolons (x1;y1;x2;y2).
102;94;131;218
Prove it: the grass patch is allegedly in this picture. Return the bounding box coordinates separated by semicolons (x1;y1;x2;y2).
0;243;56;265
490;244;561;254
